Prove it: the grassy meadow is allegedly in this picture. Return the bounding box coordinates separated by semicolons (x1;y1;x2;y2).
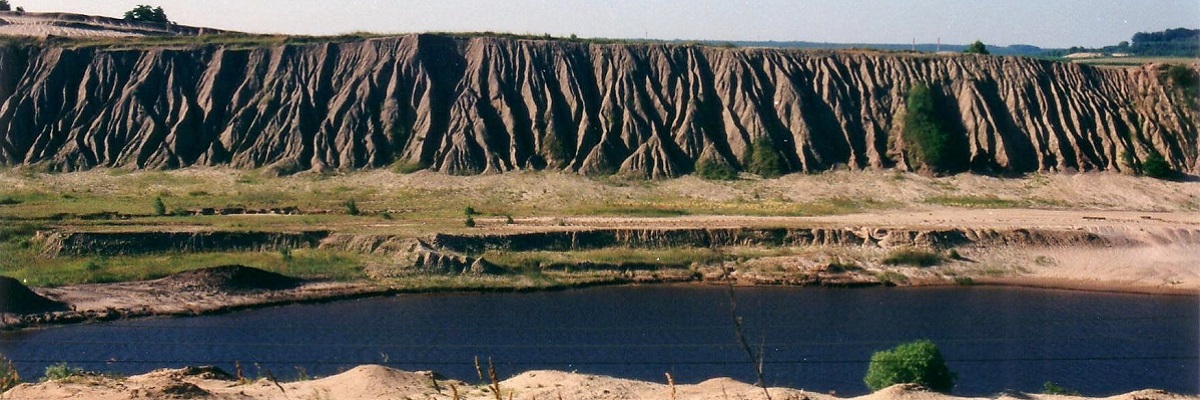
1;166;1196;287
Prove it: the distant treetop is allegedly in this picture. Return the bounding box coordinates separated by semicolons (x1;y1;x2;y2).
124;5;171;24
0;1;11;12
963;40;989;55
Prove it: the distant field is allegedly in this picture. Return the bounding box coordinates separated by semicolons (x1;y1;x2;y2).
1071;56;1197;67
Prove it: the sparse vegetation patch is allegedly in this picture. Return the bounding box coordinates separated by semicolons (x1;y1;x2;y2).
882;247;944;267
0;353;18;392
695;157;739;180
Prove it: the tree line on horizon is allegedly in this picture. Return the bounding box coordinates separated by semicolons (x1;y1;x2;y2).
1049;27;1199;57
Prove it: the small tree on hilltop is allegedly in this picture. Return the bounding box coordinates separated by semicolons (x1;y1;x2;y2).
0;1;11;12
124;4;170;23
964;40;989;55
864;340;956;393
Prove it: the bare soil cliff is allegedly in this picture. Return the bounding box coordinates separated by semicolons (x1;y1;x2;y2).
0;35;1195;177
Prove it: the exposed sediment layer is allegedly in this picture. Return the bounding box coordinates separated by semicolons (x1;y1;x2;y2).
0;35;1195;177
36;226;1131;257
35;230;329;256
429;227;1125;253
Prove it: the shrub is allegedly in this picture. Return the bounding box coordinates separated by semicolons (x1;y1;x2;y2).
344;199;360;216
41;362;81;382
390;161;426;174
1120;151;1136;172
0;353;18;392
875;271;909;286
464;206;476;216
0;1;10;12
1042;381;1080;396
748;138;786;178
1167;65;1198;104
695;157;738;180
1142;150;1176;179
882;247;943;267
902;83;965;174
504;214;514;224
864;340;956;393
464;216;476;228
946;249;962;260
124;5;170;23
152;197;167;216
826;260;863;273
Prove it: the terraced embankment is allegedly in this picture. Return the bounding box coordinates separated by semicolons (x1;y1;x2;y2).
8;209;1197;330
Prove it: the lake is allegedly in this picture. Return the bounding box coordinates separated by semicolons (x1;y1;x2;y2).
1;285;1196;396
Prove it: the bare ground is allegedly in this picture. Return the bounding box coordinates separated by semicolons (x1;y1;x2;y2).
4;365;1195;400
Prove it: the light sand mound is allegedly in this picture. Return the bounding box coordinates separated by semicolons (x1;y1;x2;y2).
5;366;1196;400
287;365;455;400
854;384;973;400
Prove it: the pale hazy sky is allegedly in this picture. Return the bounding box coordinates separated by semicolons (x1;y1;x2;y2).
25;1;1200;48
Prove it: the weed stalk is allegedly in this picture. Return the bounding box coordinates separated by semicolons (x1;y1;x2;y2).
727;284;772;400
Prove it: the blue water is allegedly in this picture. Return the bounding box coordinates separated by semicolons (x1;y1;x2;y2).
1;286;1196;396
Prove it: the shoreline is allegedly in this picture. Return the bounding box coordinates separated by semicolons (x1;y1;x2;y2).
5;273;1196;332
4;364;1196;400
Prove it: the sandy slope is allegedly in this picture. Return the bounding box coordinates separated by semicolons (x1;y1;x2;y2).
4;365;1195;400
0;11;221;37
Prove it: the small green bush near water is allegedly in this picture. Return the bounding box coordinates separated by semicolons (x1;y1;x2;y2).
41;362;82;382
0;353;18;392
864;340;956;393
1042;381;1081;396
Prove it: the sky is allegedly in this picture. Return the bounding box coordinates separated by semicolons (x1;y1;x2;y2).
24;0;1200;48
